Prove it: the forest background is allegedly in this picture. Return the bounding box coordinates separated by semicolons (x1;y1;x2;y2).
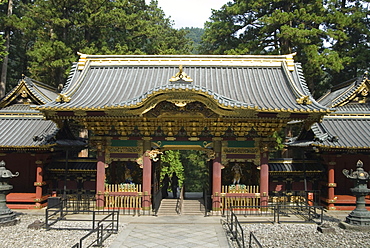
1;0;369;190
1;0;369;98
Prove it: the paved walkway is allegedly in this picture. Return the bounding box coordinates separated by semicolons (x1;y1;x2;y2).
109;215;231;248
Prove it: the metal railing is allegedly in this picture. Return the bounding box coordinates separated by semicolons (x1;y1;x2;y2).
248;232;262;248
46;197;119;231
152;188;162;216
269;190;321;206
71;215;118;248
227;210;246;248
225;205;276;223
176;186;184;214
203;187;209;217
276;204;324;224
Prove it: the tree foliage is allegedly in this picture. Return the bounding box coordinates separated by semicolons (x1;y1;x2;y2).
0;0;193;88
180;150;208;192
181;27;204;54
200;0;370;97
160;150;184;188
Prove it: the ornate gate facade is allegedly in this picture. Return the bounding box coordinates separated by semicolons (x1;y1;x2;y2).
37;54;330;213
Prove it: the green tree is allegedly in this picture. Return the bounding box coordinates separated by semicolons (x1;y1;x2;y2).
160;150;184;189
200;0;369;96
324;0;370;87
181;27;204;54
180;150;208;192
1;0;193;87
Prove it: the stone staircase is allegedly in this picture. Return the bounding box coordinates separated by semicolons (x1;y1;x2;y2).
182;199;205;215
157;197;205;216
157;199;179;216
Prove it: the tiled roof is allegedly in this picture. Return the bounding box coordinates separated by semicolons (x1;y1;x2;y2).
1;104;41;114
289;73;369;149
317;74;369;109
269;160;323;172
39;54;328;113
312;117;370;149
0;77;57;107
47;160;96;171
0;79;85;149
0;117;58;148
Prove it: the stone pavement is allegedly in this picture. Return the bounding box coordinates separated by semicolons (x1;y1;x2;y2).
109;215;231;248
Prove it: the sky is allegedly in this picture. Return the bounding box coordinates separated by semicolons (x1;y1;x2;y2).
150;0;230;29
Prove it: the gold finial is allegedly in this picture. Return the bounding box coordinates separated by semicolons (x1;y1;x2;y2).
169;65;193;83
296;95;312;105
55;93;71;103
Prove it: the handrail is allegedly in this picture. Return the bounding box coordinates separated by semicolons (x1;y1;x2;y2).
176;186;184;214
203;187;208;217
249;232;262;248
152;187;162;216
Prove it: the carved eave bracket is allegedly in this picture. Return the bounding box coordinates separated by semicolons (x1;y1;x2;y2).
169;65;193;83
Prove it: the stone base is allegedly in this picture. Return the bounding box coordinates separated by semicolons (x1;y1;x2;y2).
339;221;370;231
345;209;370;226
0;212;20;226
317;224;335;234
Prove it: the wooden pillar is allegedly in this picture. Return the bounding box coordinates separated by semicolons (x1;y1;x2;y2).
212;155;222;211
260;151;269;206
327;161;336;210
96;152;105;208
142;152;152;210
34;160;44;208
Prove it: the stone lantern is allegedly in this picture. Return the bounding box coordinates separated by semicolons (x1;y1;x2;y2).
0;160;19;226
340;160;370;229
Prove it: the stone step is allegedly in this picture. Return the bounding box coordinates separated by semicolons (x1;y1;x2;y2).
182;199;205;215
157;199;179;216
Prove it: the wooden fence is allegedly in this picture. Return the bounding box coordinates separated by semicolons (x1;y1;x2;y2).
104;184;142;214
221;185;260;212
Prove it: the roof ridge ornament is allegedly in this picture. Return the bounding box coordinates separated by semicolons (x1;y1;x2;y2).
56;93;71;103
296;95;312;105
169;65;193;83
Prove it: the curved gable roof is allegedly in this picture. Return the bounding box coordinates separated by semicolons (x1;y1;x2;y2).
0;77;58;108
317;73;369;109
38;54;328;114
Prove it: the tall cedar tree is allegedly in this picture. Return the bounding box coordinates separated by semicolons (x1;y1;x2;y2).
1;0;192;88
200;0;369;97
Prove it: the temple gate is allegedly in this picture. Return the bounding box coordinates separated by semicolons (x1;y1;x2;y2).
36;54;330;214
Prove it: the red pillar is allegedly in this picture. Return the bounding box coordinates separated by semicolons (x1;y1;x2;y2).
96;153;105;208
260;151;269;206
142;152;152;210
34;160;44;208
212;154;222;211
327;161;336;210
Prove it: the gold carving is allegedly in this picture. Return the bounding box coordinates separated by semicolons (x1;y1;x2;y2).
145;149;163;162
277;112;291;118
327;183;337;187
296;95;312;105
34;181;46;187
169;65;193;83
74;110;87;116
55;93;71;103
205;150;216;161
108;147;142;153
223;148;259;154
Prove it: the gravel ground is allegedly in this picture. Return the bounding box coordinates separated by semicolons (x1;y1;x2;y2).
0;213;127;248
240;215;370;248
